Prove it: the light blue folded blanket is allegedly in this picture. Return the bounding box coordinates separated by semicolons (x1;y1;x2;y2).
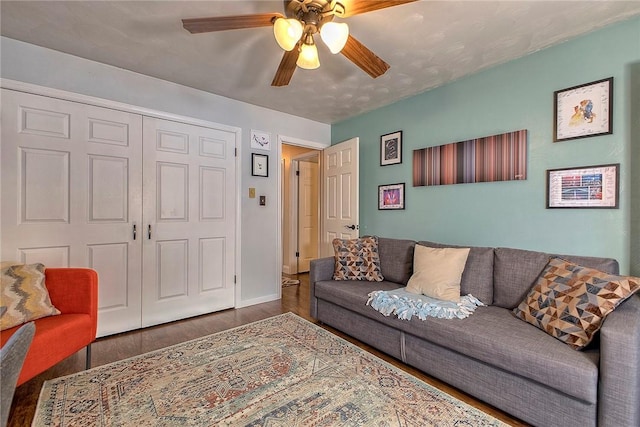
367;288;484;320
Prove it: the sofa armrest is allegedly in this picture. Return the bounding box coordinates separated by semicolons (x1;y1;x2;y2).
45;268;98;339
309;257;335;318
598;294;640;427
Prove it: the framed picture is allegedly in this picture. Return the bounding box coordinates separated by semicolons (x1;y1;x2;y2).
413;129;527;187
251;153;269;177
250;130;271;151
380;131;403;166
378;183;405;210
554;77;613;142
546;163;619;208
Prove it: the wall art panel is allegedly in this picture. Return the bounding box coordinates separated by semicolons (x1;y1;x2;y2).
413;130;527;186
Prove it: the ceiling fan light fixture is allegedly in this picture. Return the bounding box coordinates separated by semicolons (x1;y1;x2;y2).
296;40;320;70
320;22;349;54
273;17;303;51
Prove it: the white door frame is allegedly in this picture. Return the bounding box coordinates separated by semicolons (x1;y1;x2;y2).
277;135;329;290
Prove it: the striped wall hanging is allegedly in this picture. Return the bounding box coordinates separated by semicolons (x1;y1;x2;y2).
412;129;528;187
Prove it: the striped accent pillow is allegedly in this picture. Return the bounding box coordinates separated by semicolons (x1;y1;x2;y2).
1;263;60;331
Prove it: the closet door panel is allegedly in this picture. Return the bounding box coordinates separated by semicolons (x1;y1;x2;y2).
156;239;189;298
84;104;143;336
1;89;143;337
141;117;236;327
88;155;129;221
20;148;70;223
18;246;70;267
157;162;189;221
200;237;225;291
88;243;130;310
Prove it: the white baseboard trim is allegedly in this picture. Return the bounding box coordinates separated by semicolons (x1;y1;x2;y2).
236;293;280;308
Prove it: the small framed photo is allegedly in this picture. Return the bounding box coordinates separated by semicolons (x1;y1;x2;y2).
251;153;269;177
546;163;619;209
250;130;271;151
380;131;403;166
378;183;405;210
554;77;613;142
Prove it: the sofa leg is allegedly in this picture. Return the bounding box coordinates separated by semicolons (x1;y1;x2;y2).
85;344;92;370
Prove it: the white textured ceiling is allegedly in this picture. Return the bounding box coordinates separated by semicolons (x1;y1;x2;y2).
2;1;639;124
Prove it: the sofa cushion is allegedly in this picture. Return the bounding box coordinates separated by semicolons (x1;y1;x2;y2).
513;257;640;350
377;238;415;285
399;306;600;404
419;241;494;304
332;236;384;282
493;248;549;309
315;280;402;314
314;279;598;403
0;313;93;385
493;248;620;309
1;263;60;331
553;254;618;275
406;245;470;302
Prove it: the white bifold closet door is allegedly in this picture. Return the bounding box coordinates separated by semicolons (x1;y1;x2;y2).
1;89;237;336
0;89;144;335
141;117;236;327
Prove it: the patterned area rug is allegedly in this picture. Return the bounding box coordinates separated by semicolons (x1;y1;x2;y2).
34;313;507;426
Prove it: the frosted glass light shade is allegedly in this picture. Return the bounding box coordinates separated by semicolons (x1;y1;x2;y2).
320;22;349;54
296;43;320;69
273;18;303;51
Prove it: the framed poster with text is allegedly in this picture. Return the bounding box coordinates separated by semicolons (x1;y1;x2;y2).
546;164;618;208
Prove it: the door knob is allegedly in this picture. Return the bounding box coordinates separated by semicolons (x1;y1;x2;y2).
345;224;356;230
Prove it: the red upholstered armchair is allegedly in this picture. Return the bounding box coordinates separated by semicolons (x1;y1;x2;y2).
0;268;98;386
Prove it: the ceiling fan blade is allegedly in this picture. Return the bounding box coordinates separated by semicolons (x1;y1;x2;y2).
182;13;283;34
272;49;300;87
340;35;390;78
339;0;417;18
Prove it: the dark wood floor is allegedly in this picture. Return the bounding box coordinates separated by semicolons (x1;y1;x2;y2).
8;274;529;426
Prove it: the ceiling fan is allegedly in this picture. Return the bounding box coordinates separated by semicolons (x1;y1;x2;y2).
182;0;416;87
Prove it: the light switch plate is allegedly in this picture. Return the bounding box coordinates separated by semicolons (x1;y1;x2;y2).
259;196;266;206
249;188;256;198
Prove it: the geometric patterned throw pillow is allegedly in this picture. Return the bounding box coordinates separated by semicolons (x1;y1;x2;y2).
332;236;384;282
513;257;640;350
1;262;61;331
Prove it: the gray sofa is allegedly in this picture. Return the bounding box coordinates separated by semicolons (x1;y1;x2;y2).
310;237;640;427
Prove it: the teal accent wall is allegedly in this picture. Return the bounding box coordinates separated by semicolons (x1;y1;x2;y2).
332;17;640;274
631;60;640;276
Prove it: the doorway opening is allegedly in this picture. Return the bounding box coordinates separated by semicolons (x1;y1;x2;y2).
281;144;321;275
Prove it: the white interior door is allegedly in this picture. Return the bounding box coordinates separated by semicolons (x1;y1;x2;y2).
321;137;359;257
141;117;236;328
297;159;318;272
0;89;144;336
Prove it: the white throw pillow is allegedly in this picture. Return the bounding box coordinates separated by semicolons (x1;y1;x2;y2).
406;245;470;302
